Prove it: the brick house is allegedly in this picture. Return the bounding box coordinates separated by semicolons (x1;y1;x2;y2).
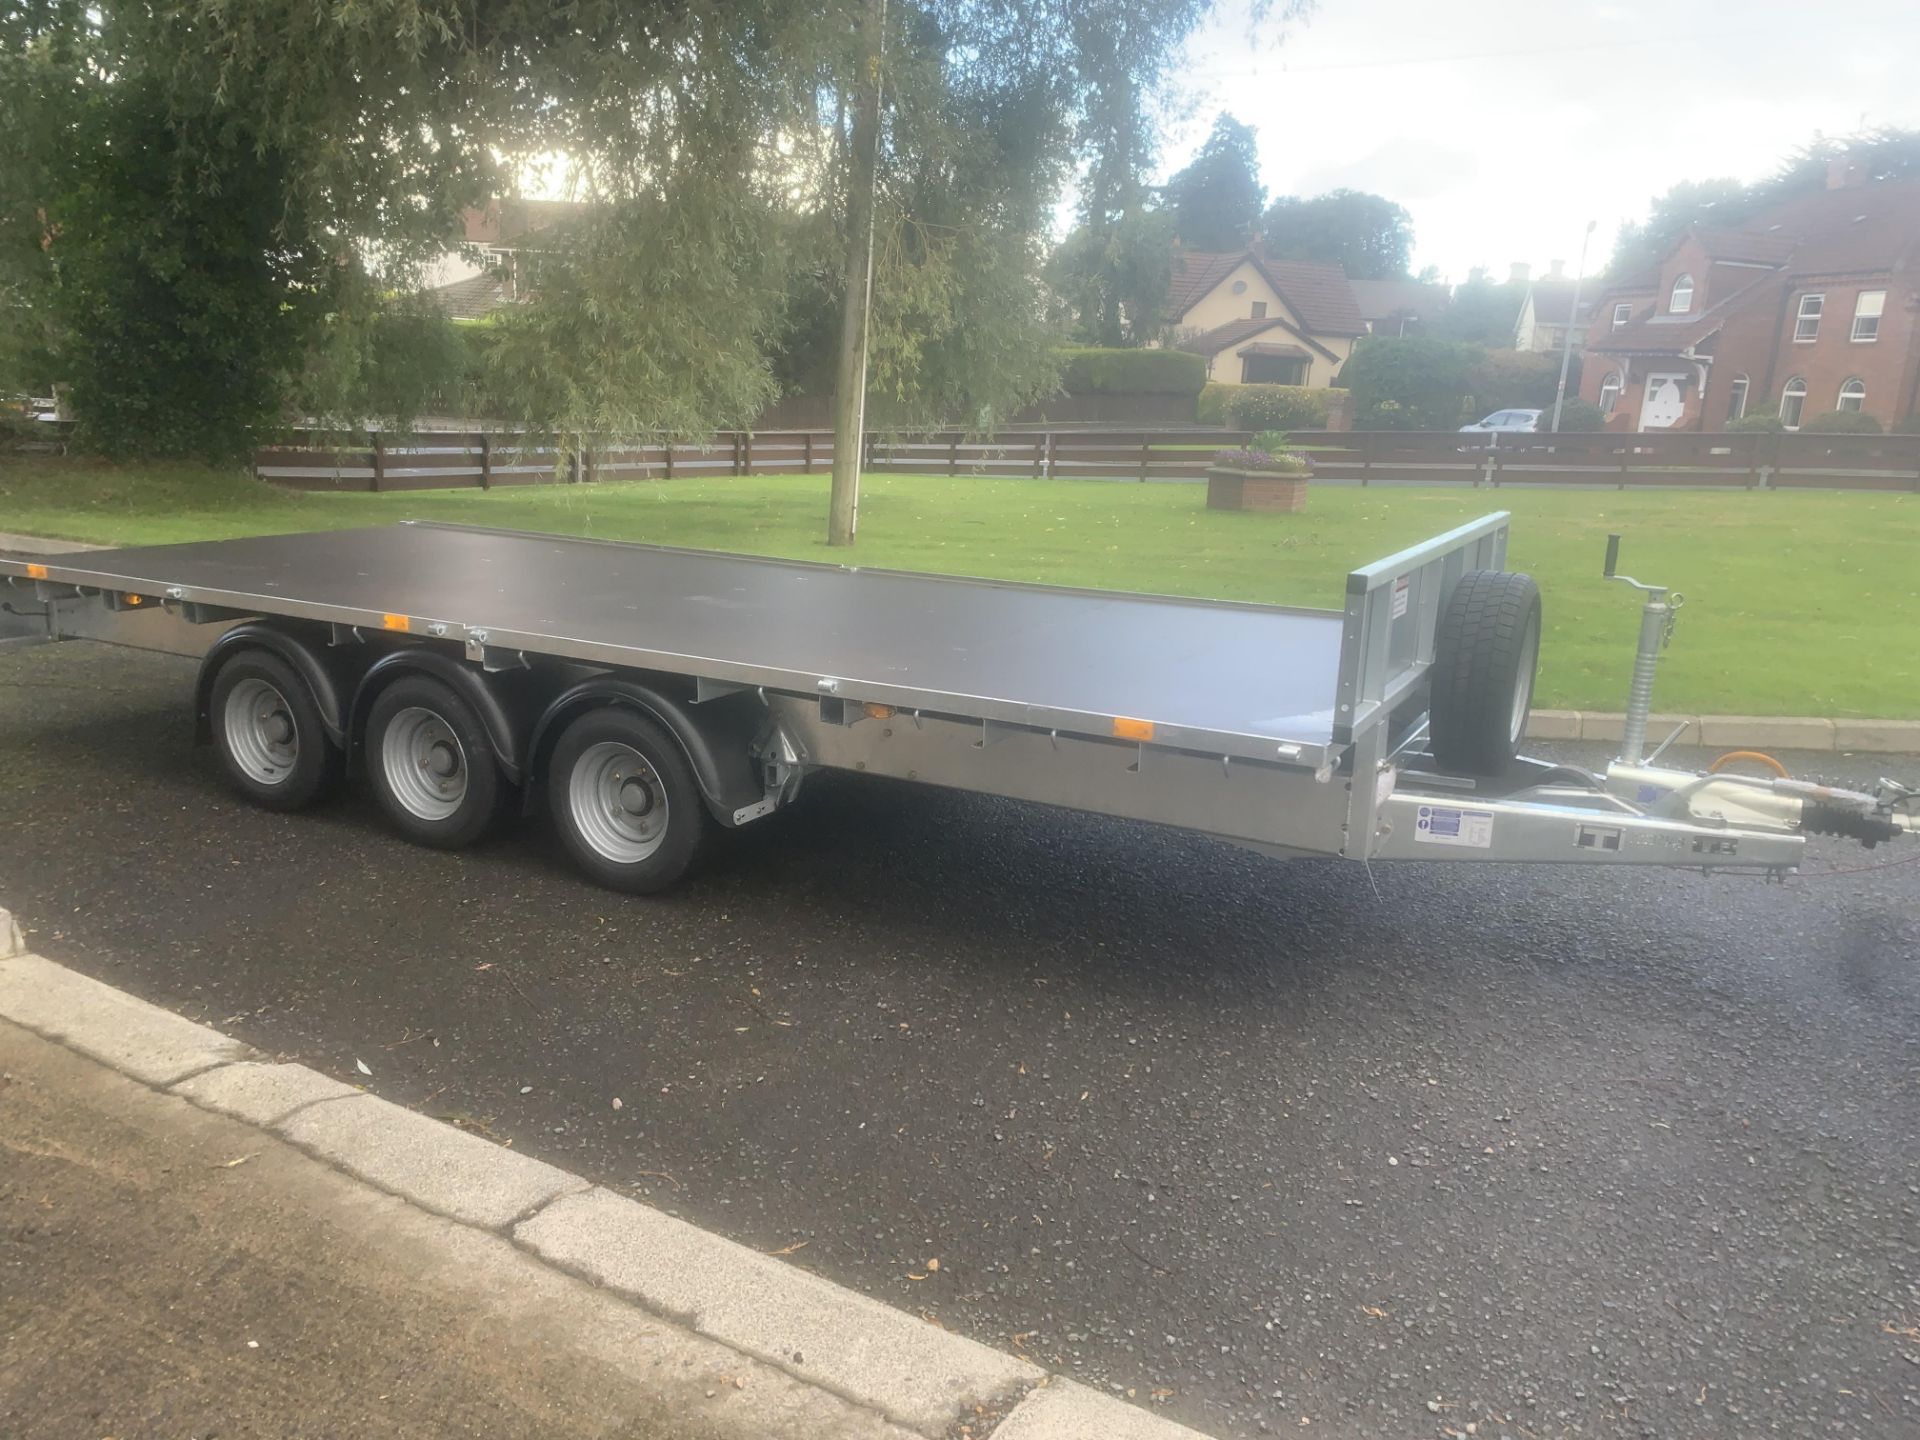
1161;249;1366;388
1579;167;1920;432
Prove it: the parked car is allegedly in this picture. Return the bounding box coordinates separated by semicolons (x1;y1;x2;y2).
1459;408;1542;434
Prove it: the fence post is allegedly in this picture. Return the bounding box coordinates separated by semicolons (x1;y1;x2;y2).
1360;430;1374;487
478;433;492;490
567;441;581;484
1139;435;1151;483
803;432;813;475
1045;431;1058;481
1481;434;1497;488
367;431;386;492
742;431;754;476
1032;434;1044;479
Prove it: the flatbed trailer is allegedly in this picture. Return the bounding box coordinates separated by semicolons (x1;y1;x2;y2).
1;515;1910;892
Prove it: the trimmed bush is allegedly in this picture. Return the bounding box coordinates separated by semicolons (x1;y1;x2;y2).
1799;409;1883;434
1538;398;1606;432
1196;383;1329;430
1727;405;1784;433
1337;336;1479;430
1056;347;1205;396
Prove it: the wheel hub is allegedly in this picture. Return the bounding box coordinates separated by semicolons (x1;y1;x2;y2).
381;707;469;821
569;742;670;864
224;677;299;786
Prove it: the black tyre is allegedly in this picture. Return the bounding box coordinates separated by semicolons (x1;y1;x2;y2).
1429;570;1542;777
365;675;503;849
209;649;339;811
547;707;711;894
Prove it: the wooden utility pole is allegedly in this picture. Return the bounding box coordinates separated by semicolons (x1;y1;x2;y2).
827;0;887;547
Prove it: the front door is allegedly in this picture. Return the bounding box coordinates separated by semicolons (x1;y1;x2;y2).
1640;374;1685;430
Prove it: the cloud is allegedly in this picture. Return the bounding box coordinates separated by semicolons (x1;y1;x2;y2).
1293;138;1479;202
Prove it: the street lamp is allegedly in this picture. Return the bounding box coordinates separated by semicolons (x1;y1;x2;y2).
1549;219;1598;433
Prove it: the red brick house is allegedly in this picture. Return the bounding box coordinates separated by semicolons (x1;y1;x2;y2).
1579;167;1920;432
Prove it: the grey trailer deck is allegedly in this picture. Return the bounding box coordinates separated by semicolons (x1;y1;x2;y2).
21;522;1347;762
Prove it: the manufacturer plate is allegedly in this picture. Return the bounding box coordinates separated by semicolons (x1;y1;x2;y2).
1413;804;1494;848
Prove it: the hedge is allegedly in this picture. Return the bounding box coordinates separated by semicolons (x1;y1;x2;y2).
1798;409;1883;434
1055;346;1205;396
1196;382;1330;430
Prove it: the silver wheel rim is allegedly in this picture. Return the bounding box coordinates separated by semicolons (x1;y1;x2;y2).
381;706;468;822
224;677;300;786
1509;615;1540;746
569;741;669;864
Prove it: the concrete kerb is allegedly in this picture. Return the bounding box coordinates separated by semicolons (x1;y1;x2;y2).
0;933;1217;1440
1528;710;1919;755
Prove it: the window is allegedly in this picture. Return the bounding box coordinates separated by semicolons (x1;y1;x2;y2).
1726;375;1749;422
1780;377;1808;430
1669;274;1694;314
1852;290;1885;342
1612;302;1632;328
1794;293;1823;342
1598;372;1622;417
1231;279;1248;295
1837;378;1866;413
1251;301;1267;319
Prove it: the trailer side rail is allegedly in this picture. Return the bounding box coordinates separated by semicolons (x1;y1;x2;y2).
1333;511;1509;747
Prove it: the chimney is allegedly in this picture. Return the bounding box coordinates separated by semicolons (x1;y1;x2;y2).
1508;262;1531;285
1548;258;1566;279
1826;154;1863;189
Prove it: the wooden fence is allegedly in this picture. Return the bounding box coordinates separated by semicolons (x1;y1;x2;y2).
251;428;1253;492
1286;430;1920;492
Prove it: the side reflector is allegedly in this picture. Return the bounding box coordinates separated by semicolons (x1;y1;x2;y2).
26;563;48;579
1112;716;1155;742
864;703;896;720
382;613;411;632
124;593;144;606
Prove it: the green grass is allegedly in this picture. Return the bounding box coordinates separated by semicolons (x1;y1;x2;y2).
3;455;1915;718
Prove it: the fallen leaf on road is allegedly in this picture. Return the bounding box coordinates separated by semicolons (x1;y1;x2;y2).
765;1240;810;1256
355;1059;372;1076
1361;1305;1390;1319
926;1257;940;1271
1883;1322;1920;1341
474;962;493;971
215;1152;260;1170
611;1097;623;1110
907;1272;927;1281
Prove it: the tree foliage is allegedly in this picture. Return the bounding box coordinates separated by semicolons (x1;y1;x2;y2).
1261;189;1412;280
2;0;1249;453
1431;274;1528;345
1608;126;1920;277
1044;209;1177;345
1164;114;1265;251
1335;336;1479;430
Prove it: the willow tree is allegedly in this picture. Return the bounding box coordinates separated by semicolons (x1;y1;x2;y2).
6;0;1277;474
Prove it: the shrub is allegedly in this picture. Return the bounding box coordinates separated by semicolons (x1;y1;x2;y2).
1055;346;1205;396
1895;411;1920;435
1212;446;1312;475
1538;398;1606;432
1798;409;1883;434
1336;336;1478;430
1469;349;1570;413
1197;383;1329;430
1727;405;1784;433
1251;429;1291;451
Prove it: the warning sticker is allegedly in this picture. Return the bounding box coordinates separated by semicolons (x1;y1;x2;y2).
1413;804;1494;848
1390;574;1411;619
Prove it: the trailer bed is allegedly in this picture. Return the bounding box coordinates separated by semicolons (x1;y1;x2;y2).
17;522;1346;758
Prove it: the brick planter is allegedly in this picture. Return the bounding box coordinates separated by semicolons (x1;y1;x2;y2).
1206;466;1310;512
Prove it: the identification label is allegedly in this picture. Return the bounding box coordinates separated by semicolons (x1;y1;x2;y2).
1413;804;1494;848
1391;575;1411;619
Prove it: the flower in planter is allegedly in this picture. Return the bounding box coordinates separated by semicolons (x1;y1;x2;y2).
1211;447;1312;475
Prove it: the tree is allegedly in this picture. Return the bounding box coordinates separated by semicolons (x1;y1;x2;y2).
1261;189;1412;279
1164;114;1265;251
1606;177;1751;279
1432;274;1528;345
3;0;1246;463
1044;209;1177;345
1334;335;1478;429
1608;126;1920;278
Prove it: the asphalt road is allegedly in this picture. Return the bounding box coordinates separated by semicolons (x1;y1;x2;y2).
2;641;1917;1439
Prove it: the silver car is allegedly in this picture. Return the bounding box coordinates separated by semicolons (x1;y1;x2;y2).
1459;408;1542;434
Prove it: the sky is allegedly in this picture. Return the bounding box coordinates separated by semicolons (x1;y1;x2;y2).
1161;0;1920;282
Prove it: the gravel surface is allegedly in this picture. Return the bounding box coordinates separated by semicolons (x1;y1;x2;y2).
3;641;1917;1439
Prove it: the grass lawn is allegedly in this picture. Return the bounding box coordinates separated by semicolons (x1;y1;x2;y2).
3;455;1915;718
